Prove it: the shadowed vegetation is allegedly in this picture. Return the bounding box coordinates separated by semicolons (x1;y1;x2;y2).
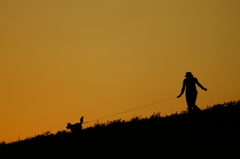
1;101;240;158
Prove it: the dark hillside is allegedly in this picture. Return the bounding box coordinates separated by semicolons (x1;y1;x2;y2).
1;101;240;158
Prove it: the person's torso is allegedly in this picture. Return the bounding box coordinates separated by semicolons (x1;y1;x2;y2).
185;77;197;93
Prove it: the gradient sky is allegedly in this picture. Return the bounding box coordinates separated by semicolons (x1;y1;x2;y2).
1;0;240;143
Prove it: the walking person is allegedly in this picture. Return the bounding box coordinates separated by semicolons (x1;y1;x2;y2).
177;72;207;112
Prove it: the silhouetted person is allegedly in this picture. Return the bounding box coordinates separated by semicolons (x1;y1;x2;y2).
177;72;207;112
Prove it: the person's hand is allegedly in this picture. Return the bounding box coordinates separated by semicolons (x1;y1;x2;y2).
203;88;207;91
177;95;182;98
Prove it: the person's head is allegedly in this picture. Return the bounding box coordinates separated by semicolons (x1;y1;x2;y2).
185;72;193;78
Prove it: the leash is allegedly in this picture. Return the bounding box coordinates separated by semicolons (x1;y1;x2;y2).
83;97;176;124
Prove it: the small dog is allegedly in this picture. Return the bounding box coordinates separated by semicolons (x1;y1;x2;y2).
66;116;84;133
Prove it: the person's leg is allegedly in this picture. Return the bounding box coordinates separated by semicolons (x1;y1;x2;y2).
193;93;201;111
186;93;194;112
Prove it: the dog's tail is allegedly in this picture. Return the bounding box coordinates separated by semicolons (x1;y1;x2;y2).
80;116;84;124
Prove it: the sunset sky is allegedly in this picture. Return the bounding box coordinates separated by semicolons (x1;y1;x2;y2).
1;0;240;143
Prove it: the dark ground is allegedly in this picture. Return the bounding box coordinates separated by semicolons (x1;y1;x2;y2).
1;101;240;158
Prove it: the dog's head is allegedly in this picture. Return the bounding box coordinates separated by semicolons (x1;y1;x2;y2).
66;123;72;129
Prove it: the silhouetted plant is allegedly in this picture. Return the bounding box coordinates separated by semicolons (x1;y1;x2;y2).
180;110;188;114
44;131;52;136
130;115;142;122
107;118;125;126
33;131;53;140
94;120;107;127
149;112;161;119
56;130;67;135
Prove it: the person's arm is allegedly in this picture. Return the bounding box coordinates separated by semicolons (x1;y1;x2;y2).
195;78;207;91
177;79;185;98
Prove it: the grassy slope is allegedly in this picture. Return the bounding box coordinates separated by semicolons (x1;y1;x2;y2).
1;101;240;158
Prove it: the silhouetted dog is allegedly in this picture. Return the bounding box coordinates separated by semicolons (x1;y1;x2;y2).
66;116;84;132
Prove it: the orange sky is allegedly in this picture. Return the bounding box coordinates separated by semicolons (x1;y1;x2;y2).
1;0;240;143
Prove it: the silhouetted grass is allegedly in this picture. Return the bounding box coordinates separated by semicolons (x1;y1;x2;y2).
1;100;240;158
